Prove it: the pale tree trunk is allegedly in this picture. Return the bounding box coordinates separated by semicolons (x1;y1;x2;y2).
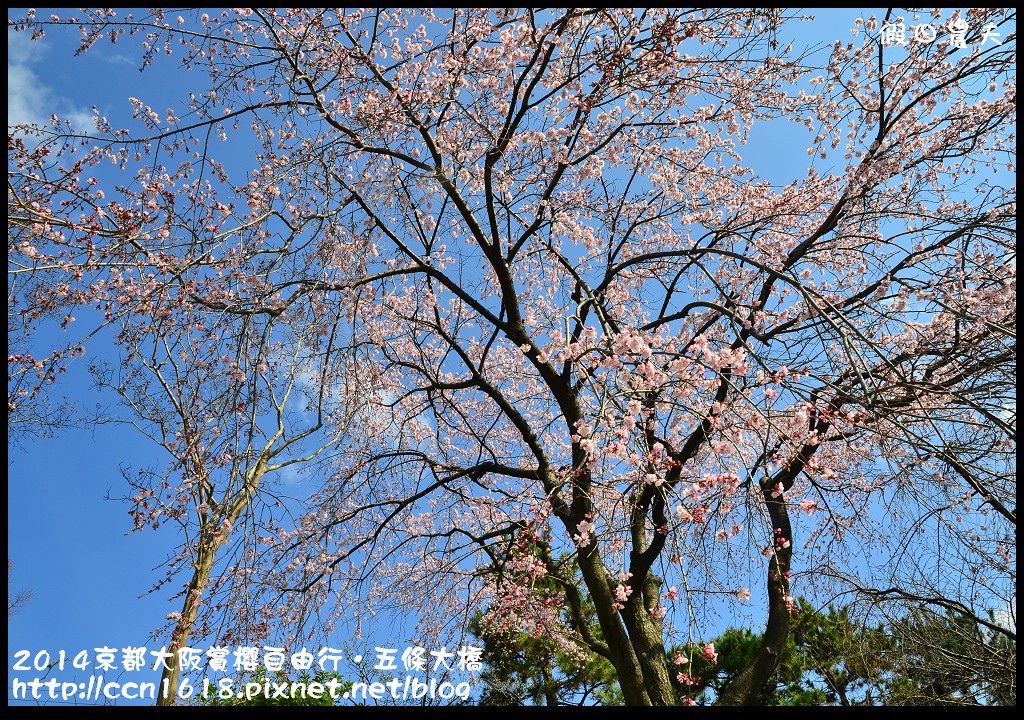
157;537;219;706
157;462;266;705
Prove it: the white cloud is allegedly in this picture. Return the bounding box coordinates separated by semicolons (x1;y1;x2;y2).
7;28;50;127
993;401;1015;424
8;26;94;131
988;601;1016;639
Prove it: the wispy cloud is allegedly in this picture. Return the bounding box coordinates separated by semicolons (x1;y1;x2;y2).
8;26;93;131
7;28;50;127
100;52;136;66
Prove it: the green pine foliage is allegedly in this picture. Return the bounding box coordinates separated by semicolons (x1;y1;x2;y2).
472;595;1015;706
469;610;622;706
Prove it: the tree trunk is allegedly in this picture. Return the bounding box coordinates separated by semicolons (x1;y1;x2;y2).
716;489;794;705
157;537;218;705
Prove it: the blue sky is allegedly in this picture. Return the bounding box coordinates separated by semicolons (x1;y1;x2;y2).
8;20;184;705
7;8;1014;706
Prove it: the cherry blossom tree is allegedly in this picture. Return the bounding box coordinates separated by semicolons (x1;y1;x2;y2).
8;8;1015;705
11;71;379;702
89;292;375;703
